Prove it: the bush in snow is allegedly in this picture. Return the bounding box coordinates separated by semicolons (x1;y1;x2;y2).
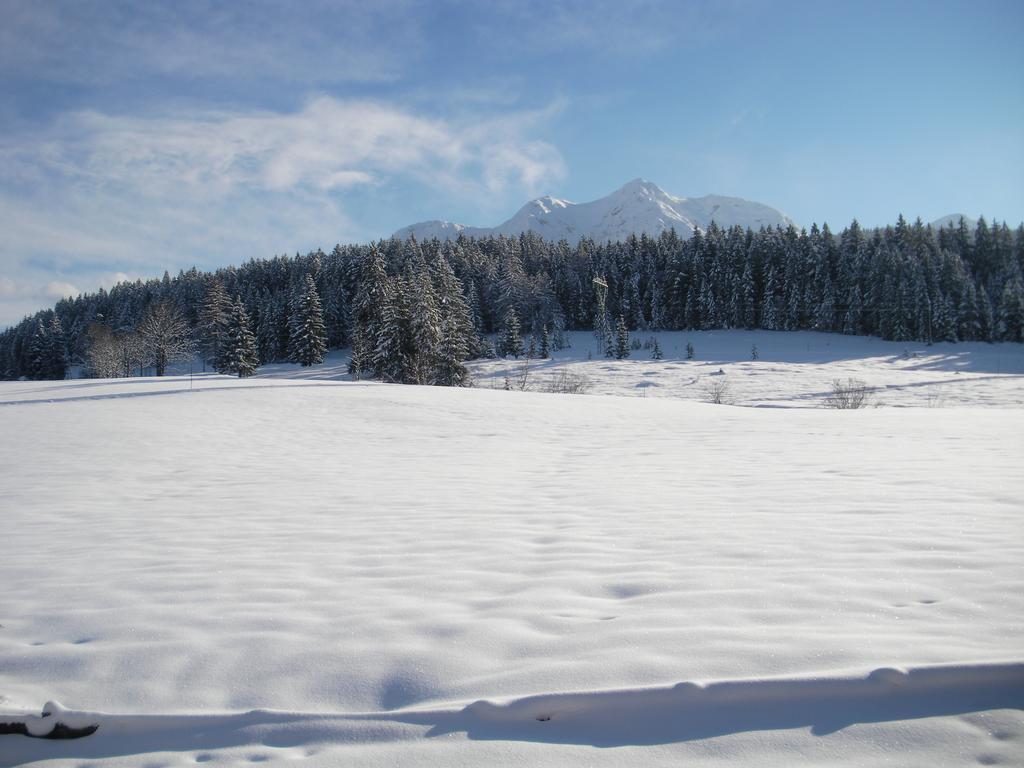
825;378;873;409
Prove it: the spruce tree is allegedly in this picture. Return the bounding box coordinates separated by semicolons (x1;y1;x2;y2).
958;282;980;341
432;254;476;382
289;274;327;367
351;246;390;360
614;315;630;359
651;337;663;359
978;286;995;341
26;319;49;379
372;279;407;382
686;341;694;359
539;325;550;358
347;326;369;379
996;279;1024;342
198;278;231;372
48;316;67;380
408;264;442;384
500;308;523;358
223;298;259;377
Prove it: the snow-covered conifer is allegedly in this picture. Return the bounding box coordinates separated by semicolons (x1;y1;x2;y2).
372;278;407;382
408;265;442;384
222;298;259;377
289;274;327;367
614;315;630;359
198;279;232;372
500;308;524;358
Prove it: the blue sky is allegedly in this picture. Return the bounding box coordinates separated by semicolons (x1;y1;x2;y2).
1;0;1022;325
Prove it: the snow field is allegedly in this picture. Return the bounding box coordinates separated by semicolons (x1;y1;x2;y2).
468;330;1024;408
1;330;1023;765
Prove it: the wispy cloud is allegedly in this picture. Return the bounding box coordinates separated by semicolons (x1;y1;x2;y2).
476;0;744;55
0;0;419;86
4;95;565;206
0;96;565;325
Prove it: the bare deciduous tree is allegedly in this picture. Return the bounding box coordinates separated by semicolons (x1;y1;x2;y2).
137;301;194;376
704;376;731;404
85;323;121;378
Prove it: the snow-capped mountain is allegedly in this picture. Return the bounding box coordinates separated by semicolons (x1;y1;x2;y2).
394;179;796;243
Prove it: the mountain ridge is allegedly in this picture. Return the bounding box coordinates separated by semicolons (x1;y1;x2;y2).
394;179;797;243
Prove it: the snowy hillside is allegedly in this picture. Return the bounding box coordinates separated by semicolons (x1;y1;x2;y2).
394;179;796;242
2;331;1023;767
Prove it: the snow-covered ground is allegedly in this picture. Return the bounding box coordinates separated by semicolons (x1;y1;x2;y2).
469;330;1024;408
1;331;1022;766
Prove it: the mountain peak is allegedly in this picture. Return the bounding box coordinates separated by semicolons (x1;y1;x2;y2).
614;178;672;199
393;180;794;243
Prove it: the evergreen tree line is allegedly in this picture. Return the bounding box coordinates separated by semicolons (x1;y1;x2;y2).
2;214;1023;382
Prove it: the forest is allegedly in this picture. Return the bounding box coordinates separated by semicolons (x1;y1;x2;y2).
2;215;1022;384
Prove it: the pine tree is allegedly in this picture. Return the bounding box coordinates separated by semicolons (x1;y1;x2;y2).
996;279;1024;342
372;279;407;382
648;278;664;330
463;278;482;333
255;291;280;363
958;281;980;341
614;315;630;359
408;264;442;384
47;316;67;380
762;269;781;331
500;308;523;358
814;275;835;332
28;315;68;380
978;286;995;342
741;261;757;329
288;274;327;366
198;278;231;372
26;319;49;379
432;254;476;383
351;246;390;357
222;298;259;377
686;341;694;359
347;325;369;379
651;337;663;359
539;325;550;358
842;284;863;335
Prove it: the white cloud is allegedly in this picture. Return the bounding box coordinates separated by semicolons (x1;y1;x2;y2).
0;96;566;326
14;96;564;202
45;281;80;299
